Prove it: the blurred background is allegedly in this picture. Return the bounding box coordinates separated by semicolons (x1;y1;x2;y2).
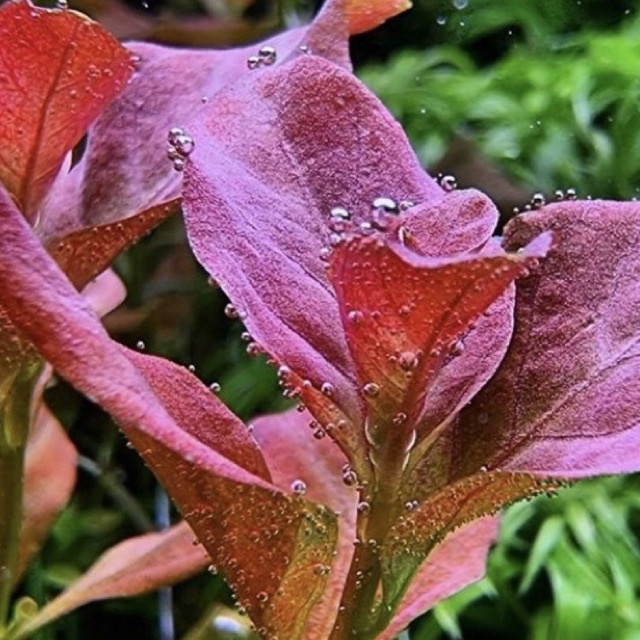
12;0;640;638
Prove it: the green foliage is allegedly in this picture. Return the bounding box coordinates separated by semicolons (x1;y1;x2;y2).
359;14;640;199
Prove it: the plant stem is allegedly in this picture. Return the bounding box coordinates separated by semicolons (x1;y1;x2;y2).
0;441;25;630
0;362;42;630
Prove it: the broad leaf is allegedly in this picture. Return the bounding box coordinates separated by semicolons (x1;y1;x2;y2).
251;408;358;639
48;199;178;288
43;0;353;234
452;200;640;478
0;0;132;221
184;56;444;437
14;521;209;637
0;185;339;639
379;471;558;618
378;517;498;640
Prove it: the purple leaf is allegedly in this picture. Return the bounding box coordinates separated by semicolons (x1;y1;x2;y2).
453;200;640;477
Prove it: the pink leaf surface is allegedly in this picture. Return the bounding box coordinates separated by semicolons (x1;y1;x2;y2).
0;0;132;221
0;186;339;639
44;0;351;234
184;56;444;431
19;521;209;634
453;200;640;477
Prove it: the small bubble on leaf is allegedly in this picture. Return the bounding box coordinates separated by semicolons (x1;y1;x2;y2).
531;192;546;209
439;174;457;192
247;55;261;69
209;382;221;393
258;45;277;65
357;501;371;514
371;196;398;213
362;382;380;398
136;340;145;351
290;479;307;495
320;382;334;397
224;303;239;318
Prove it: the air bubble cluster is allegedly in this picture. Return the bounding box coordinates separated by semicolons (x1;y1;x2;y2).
167;127;195;172
247;45;277;70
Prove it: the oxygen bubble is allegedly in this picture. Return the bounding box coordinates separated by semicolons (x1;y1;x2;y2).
450;339;465;356
328;206;351;233
209;382;221;393
566;188;577;200
173;134;194;156
56;0;69;8
320;382;335;397
342;464;358;486
362;382;380;398
136;340;145;350
399;199;415;211
347;310;363;324
258;45;277;66
171;157;186;171
357;501;371;514
246;342;262;357
371;196;398;213
531;192;546;209
439;174;457;192
359;221;374;235
277;365;291;379
247;55;261;69
554;189;565;201
290;479;307;495
224;303;239;318
313;428;326;440
299;44;312;54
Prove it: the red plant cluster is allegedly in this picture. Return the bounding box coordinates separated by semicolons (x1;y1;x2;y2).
0;1;638;639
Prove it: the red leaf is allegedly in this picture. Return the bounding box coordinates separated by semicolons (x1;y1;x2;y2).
453;200;640;478
370;471;559;631
346;0;412;35
17;522;209;635
0;0;132;221
47;199;178;289
0;186;339;639
329;233;550;450
378;517;498;640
